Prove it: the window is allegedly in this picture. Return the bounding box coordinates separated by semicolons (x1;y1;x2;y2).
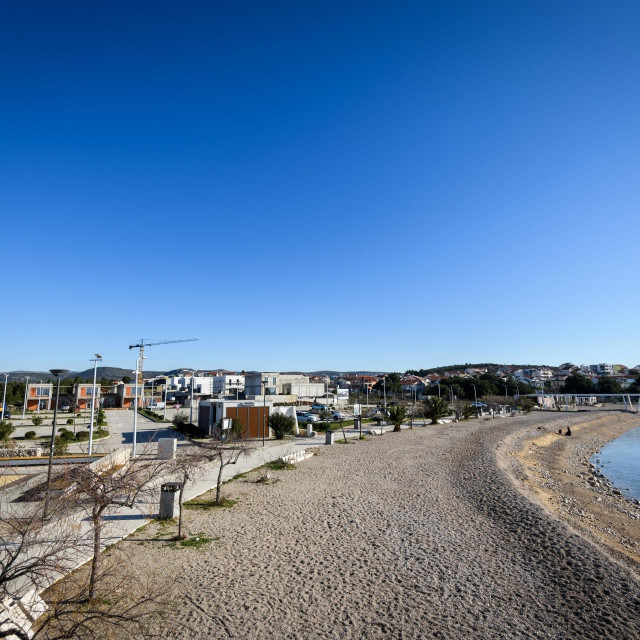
36;387;49;397
85;387;98;396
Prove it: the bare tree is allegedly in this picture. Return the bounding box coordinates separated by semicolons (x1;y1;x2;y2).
171;446;207;539
198;421;251;506
33;549;171;640
70;451;169;601
0;499;83;602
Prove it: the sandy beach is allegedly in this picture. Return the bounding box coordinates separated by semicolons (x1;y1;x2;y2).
87;410;640;639
508;410;640;569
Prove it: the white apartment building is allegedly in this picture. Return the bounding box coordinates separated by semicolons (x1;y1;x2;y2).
244;372;325;400
212;374;245;396
589;363;615;376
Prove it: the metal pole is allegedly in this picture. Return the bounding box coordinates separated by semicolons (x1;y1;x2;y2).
383;377;386;426
163;378;168;421
437;381;441;398
44;373;64;519
88;356;101;456
22;376;29;419
262;377;267;446
1;374;7;421
133;358;139;457
189;375;194;425
473;384;477;405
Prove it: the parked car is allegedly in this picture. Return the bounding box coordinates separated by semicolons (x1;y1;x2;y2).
310;403;327;412
470;402;487;408
149;402;165;409
332;411;348;421
0;409;10;420
296;412;318;424
59;404;70;412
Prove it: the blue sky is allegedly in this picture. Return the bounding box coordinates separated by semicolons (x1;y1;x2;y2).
2;1;639;373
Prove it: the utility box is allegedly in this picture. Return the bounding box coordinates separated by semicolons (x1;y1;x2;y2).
158;438;178;460
157;438;177;459
159;482;182;519
325;430;334;445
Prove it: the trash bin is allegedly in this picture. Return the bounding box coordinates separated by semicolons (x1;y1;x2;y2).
325;430;335;445
159;482;182;519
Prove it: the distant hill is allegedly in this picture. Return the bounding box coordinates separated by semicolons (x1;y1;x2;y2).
306;370;388;376
405;363;550;376
5;367;167;382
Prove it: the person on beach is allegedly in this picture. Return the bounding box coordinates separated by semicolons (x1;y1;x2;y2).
565;427;571;436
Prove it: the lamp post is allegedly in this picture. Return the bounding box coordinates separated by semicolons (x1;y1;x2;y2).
437;381;441;398
88;354;102;457
1;374;7;421
262;376;269;446
163;378;169;421
504;384;508;402
44;368;69;519
22;376;29;419
133;358;142;458
472;383;477;405
189;373;196;425
382;376;386;427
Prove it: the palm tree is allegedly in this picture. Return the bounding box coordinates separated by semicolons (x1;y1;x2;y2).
424;396;452;425
387;405;407;432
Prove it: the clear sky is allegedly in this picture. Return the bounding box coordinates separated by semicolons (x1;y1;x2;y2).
2;1;639;373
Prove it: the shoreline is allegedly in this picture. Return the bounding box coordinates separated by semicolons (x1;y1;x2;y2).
504;410;640;570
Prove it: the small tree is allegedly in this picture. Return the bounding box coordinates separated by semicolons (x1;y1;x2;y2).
0;419;14;441
269;413;295;439
198;426;251;505
172;411;189;429
387;405;407;432
461;404;478;420
424;396;452;425
32;415;44;426
71;451;168;601
172;446;206;540
518;397;535;413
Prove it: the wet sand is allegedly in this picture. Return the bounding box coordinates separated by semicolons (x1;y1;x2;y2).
509;410;640;569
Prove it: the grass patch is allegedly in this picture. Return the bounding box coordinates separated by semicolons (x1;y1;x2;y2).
223;471;248;484
184;498;237;510
168;533;212;549
264;460;295;471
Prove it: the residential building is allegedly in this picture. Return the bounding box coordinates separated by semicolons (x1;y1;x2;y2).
116;382;139;408
244;372;325;401
589;364;614;376
74;383;101;410
212;374;245;397
26;383;52;411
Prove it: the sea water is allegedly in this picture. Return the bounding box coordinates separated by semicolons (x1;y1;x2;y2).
591;425;640;501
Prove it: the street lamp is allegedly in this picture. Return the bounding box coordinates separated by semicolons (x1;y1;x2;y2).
88;354;102;457
22;376;29;419
1;373;7;421
472;383;477;406
262;376;269;447
44;368;69;519
133;357;144;458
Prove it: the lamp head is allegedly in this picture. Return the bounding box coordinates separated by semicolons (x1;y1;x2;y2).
95;354;102;359
49;369;69;378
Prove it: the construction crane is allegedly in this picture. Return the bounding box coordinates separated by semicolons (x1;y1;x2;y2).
128;338;199;384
